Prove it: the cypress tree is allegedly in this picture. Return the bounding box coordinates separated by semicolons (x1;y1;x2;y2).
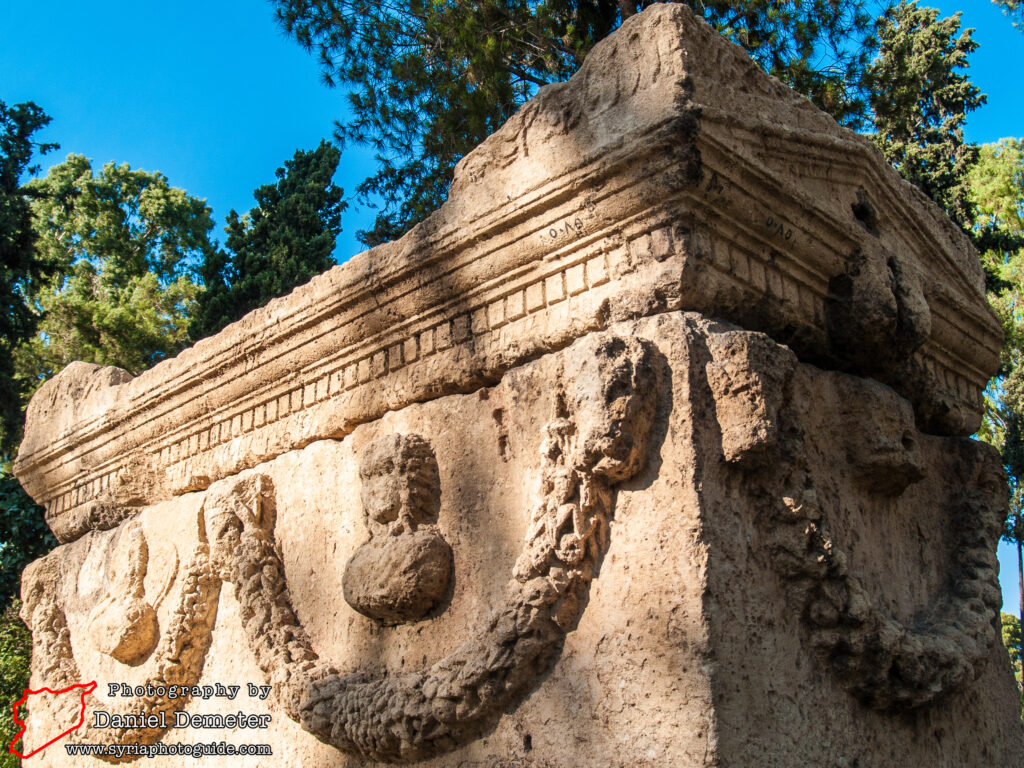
191;140;345;339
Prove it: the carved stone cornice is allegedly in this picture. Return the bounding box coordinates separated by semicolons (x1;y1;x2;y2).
15;4;999;543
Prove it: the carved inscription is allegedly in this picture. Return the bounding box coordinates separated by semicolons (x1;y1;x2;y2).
543;216;585;242
764;215;793;241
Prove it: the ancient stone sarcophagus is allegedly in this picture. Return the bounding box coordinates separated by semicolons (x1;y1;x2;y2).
13;5;1024;765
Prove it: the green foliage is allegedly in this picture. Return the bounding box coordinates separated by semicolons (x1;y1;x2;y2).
970;140;1024;613
0;101;57;454
17;154;213;386
190;141;345;339
972;139;1024;236
0;601;31;768
1005;612;1023;671
994;0;1024;32
971;138;1024;296
0;472;50;765
0;466;55;613
274;0;878;245
1001;612;1024;720
865;2;985;230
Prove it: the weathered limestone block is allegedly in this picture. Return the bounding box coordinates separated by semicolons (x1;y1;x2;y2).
15;5;997;544
13;4;1023;766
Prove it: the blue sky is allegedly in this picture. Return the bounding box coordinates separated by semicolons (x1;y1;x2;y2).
0;0;378;258
2;1;1020;252
3;1;1024;614
934;0;1024;144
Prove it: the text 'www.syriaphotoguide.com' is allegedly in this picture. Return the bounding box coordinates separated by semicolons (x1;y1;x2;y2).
65;741;272;758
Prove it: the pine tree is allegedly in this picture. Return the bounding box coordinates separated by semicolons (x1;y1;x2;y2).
865;1;985;229
971;138;1024;626
0;101;57;454
190;140;345;339
18;155;214;384
273;0;877;245
972;138;1024;286
0;101;58;623
0;599;34;763
994;0;1023;33
1001;612;1024;719
0;467;54;612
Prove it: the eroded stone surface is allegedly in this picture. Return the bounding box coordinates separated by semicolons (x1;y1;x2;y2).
13;5;1024;767
86;522;159;665
342;528;452;625
15;4;1000;543
343;433;453;624
16;313;1024;766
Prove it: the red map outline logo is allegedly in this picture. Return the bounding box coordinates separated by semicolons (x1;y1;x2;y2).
9;680;97;759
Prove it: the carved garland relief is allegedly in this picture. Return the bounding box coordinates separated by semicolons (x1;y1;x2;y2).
12;6;1017;763
19;327;1006;761
21;332;658;762
703;329;1004;711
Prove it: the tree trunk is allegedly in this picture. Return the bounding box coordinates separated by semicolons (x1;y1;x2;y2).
1018;537;1023;690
